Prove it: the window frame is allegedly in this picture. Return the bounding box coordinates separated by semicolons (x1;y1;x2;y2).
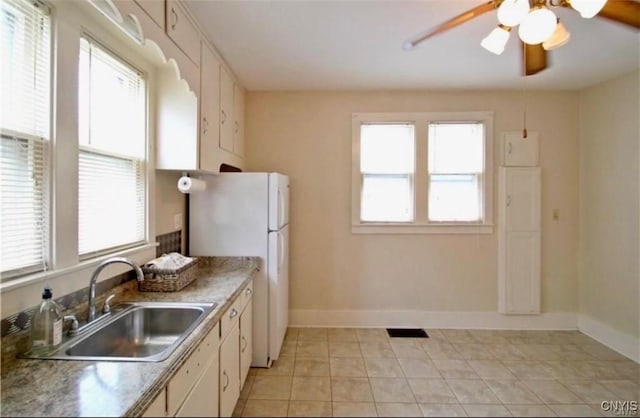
352;112;494;234
0;1;158;290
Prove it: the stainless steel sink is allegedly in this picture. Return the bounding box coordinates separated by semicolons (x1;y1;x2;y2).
21;301;217;362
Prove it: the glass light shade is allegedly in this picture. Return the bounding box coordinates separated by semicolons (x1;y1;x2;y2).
497;0;530;27
481;26;511;55
518;7;558;44
570;0;607;18
543;21;571;50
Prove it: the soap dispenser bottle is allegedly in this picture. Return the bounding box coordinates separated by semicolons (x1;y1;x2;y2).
30;287;63;354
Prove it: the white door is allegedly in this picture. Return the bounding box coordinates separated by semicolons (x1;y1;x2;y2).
505;168;541;231
504;231;540;314
269;174;289;230
268;224;289;361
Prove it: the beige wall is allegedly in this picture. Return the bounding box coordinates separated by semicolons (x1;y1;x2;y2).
155;171;186;236
246;90;580;316
579;71;640;339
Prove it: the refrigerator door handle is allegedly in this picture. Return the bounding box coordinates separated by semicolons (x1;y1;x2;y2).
278;189;285;228
278;231;284;275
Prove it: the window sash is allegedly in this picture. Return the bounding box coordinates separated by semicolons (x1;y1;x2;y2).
361;173;414;222
1;0;51;279
78;36;147;257
428;173;482;222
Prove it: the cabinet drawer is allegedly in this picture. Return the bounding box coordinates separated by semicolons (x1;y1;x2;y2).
241;280;253;311
220;297;241;339
167;323;220;416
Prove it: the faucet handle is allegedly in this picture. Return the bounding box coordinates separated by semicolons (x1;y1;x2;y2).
64;315;79;336
103;294;116;314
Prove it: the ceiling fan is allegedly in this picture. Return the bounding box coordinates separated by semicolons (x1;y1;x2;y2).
403;0;640;76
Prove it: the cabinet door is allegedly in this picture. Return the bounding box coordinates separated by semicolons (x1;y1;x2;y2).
134;0;165;28
175;355;219;417
142;389;167;417
233;84;244;157
504;231;540;314
219;66;235;153
219;325;240;417
166;0;201;65
200;42;221;172
239;299;252;389
505;168;541;232
503;132;539;167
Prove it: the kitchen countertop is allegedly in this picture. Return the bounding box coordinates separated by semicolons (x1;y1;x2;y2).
0;256;260;417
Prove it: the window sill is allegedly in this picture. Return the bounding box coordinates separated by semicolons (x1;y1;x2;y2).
0;242;157;293
351;223;494;235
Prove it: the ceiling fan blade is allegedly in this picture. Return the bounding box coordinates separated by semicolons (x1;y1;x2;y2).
403;0;500;50
597;0;640;29
522;42;547;76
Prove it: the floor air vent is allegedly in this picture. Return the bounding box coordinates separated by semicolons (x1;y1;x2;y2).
386;328;429;338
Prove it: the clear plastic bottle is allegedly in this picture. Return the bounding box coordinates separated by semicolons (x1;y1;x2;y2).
29;287;63;355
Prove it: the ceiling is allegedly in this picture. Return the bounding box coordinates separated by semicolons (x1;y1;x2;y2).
184;0;640;91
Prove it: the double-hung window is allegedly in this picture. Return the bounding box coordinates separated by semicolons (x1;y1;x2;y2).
0;0;51;278
353;112;493;233
78;36;147;258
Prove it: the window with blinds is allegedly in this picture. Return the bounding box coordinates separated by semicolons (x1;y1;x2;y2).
78;36;147;258
0;0;51;278
428;122;484;222
360;124;415;222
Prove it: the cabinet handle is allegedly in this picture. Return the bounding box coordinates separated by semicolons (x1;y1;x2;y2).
241;335;247;353
229;308;238;319
170;8;178;30
234;121;239;134
222;371;229;391
221;110;226;124
506;195;512;207
203;117;208;135
508;142;513;155
245;287;252;296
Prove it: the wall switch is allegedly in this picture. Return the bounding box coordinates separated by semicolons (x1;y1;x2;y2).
174;213;183;230
552;209;559;221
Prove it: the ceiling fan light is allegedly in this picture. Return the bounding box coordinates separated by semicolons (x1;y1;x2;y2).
481;26;511;55
570;0;608;18
543;21;571;50
497;0;530;27
518;6;558;45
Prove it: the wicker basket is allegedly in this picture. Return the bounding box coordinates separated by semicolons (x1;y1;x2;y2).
138;257;199;292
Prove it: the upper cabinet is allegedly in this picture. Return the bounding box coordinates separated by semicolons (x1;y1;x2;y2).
134;0;165;29
166;0;201;65
199;42;222;172
220;66;245;158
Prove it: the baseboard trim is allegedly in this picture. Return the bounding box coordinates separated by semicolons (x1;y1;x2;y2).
578;315;640;363
289;309;578;330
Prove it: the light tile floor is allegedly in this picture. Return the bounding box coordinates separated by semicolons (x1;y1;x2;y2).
233;328;640;417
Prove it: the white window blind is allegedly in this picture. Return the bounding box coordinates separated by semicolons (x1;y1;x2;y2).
1;0;51;278
428;122;484;222
78;36;146;258
360;124;414;222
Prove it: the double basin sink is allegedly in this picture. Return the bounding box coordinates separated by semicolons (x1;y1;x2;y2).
22;301;217;362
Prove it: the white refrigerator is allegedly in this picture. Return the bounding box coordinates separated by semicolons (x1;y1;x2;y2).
189;172;289;368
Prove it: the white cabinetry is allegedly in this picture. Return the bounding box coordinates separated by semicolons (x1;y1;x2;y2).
168;324;220;416
134;0;165;28
498;167;541;314
219;323;240;417
233;84;245;157
199;42;221;172
142;389;167;418
502;132;539;167
239;283;253;388
166;0;201;65
219;67;245;158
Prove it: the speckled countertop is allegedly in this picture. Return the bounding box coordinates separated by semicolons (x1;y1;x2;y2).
0;256;260;417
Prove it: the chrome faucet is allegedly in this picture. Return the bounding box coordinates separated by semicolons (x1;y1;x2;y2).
87;257;144;323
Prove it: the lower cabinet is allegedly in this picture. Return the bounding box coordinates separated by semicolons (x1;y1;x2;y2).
141;279;253;418
219;321;240;417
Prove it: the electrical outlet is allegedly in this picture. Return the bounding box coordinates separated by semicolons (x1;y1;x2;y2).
174;213;183;230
